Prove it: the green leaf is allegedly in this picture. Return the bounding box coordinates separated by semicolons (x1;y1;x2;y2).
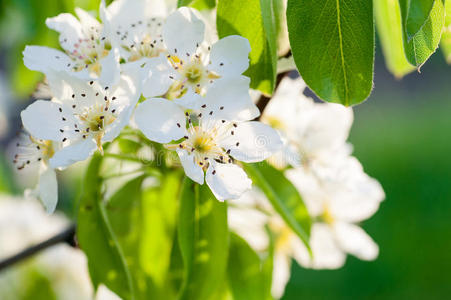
286;0;374;106
178;0;215;9
399;0;445;67
403;0;435;40
139;173;181;298
440;0;451;63
374;0;415;78
217;0;277;95
106;171;182;300
178;179;229;300
243;162;311;248
77;154;134;300
227;233;273;300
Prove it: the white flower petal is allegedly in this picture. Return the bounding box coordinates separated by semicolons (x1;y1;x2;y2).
46;13;84;52
202;76;259;121
21;100;65;141
49;139;97;169
38;165;58;214
228;205;269;252
173;88;202;110
295;101;353;157
134;98;186;143
23;46;76;74
176;148;204;184
209;35;250;76
220;121;282;163
163;7;204;56
98;47;121;88
206;162;252;201
102;70;141;142
309;223;346;269
142;56;176;98
271;252;292;299
75;8;101;29
284;168;326;218
333;222;379;261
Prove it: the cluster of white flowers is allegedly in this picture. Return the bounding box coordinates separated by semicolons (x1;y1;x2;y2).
14;0;282;210
0;195;120;299
229;77;385;298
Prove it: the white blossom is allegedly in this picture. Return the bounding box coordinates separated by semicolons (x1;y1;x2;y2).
285;156;385;269
262;76;353;170
134;85;282;200
101;0;169;63
20;68;141;169
23;5;120;87
141;7;253;111
10;132;59;213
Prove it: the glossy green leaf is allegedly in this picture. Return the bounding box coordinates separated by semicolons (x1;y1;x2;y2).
399;0;445;67
139;173;181;299
374;0;415;78
77;154;134;300
227;233;273;300
440;0;451;63
403;0;435;40
178;179;229;300
178;0;215;9
243;162;311;248
105;171;182;300
287;0;374;106
217;0;277;95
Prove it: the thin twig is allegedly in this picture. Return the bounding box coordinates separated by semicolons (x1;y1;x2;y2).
0;224;76;272
256;71;290;120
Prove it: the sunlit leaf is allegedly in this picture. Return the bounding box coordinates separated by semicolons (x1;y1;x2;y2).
77;154;134;300
287;0;374;106
243;162;311;248
399;0;445;67
178;0;216;9
217;0;277;95
178;179;229;300
374;0;415;78
403;0;435;40
227;233;273;300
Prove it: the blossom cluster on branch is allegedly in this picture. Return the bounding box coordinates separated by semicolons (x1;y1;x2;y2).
6;0;385;298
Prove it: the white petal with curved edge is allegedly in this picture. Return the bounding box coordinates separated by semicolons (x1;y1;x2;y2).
49;139;97;169
98;48;121;88
46;13;83;52
220;121;282;163
134;98;186;143
142;56;176;98
202;76;259;121
21;100;65;141
38;165;58;214
209;36;250;76
176;149;204;184
284;168;326;218
295;102;353;156
271;252;292;299
75;8;100;30
307;223;346;269
206;162;252;201
262;77;308;132
163;7;204;56
23;46;75;74
333;222;379;261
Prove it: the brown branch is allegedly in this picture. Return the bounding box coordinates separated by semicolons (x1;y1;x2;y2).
0;224;76;272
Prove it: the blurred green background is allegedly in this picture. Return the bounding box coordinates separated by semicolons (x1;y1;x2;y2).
1;0;451;299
